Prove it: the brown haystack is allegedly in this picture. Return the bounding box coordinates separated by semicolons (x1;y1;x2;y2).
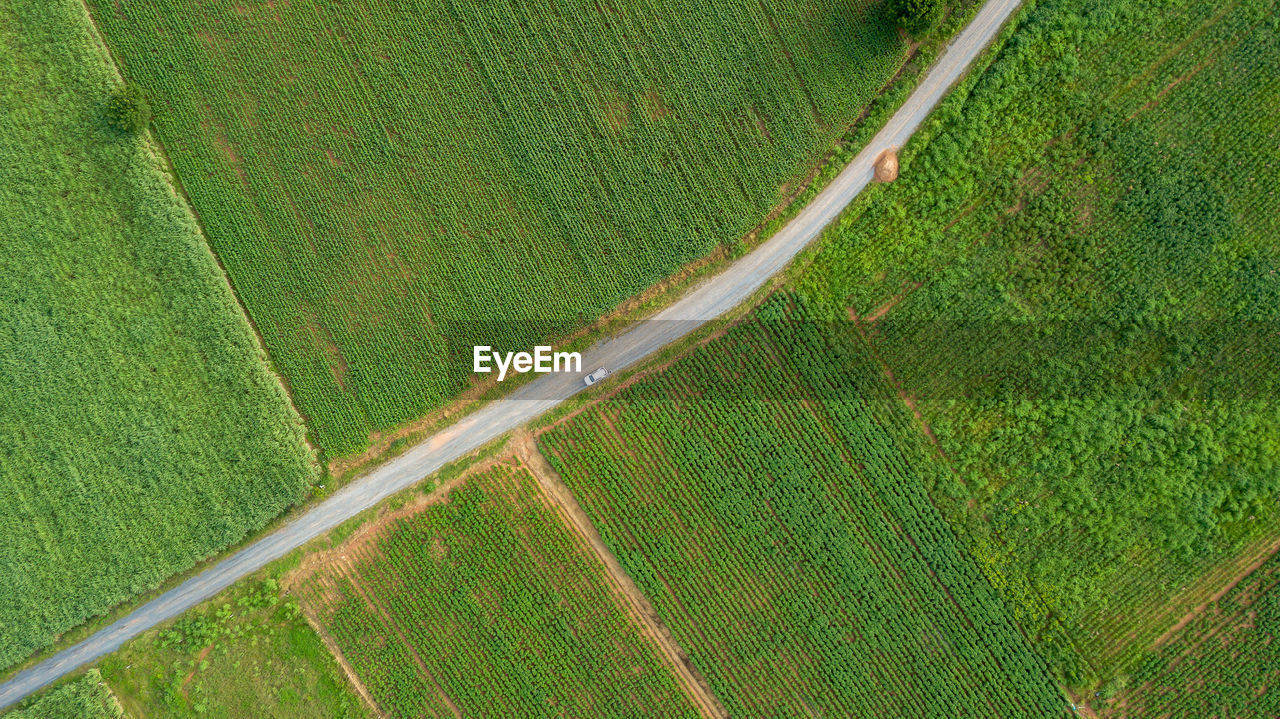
874;148;899;182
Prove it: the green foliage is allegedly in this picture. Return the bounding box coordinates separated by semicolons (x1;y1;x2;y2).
295;464;697;717
886;0;944;36
3;670;123;719
85;0;911;456
99;579;368;718
797;0;1280;683
540;298;1068;717
104;82;150;134
0;0;317;670
1112;554;1280;716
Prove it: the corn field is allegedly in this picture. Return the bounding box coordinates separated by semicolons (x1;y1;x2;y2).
539;296;1068;717
86;0;909;456
0;0;317;672
294;461;697;717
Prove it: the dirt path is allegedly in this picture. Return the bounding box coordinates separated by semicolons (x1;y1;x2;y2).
0;1;1026;706
1149;534;1280;650
337;558;463;718
297;604;389;719
286;456;498;587
513;431;730;719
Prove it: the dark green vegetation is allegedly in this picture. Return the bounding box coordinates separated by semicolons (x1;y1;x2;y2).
0;0;317;671
797;0;1280;685
293;460;698;717
98;579;369;719
2;670;123;719
105;82;150;134
886;0;945;36
540;298;1067;718
1105;550;1280;717
86;0;914;456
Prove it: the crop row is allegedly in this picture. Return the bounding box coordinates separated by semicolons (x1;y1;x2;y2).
540;298;1068;717
1108;553;1280;716
794;0;1280;684
294;462;697;718
87;0;909;455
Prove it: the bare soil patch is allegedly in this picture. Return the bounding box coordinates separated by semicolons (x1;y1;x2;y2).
644;88;671;120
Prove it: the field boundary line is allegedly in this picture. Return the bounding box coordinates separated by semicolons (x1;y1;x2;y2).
512;431;730;719
0;0;1026;706
1148;534;1280;652
335;558;462;718
294;603;390;719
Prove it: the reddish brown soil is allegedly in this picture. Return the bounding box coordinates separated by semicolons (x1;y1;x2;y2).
1150;534;1280;650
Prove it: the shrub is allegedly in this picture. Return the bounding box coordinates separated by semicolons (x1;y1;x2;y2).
105;82;151;133
886;0;944;36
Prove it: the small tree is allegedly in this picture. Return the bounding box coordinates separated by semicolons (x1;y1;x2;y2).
105;82;152;134
886;0;944;37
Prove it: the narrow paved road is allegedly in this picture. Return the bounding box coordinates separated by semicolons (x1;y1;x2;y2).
0;0;1020;708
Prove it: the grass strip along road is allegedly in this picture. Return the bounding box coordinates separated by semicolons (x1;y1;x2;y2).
0;0;1022;708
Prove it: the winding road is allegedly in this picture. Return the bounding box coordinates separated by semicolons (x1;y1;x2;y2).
0;0;1021;708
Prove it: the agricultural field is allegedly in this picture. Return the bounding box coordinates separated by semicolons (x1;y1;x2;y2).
290;459;699;717
1;670;123;719
796;0;1280;686
0;0;317;672
1103;550;1280;717
84;0;918;456
539;297;1068;718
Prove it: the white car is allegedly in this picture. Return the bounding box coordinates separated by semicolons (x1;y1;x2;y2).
583;366;610;386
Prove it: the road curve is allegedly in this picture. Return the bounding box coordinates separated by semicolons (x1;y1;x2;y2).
0;0;1021;708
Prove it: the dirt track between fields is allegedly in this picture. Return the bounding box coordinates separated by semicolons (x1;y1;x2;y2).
0;0;1024;706
514;432;730;719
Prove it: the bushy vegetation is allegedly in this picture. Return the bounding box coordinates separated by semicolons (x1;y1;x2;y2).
540;296;1067;717
97;579;369;719
85;0;913;456
1104;552;1280;717
104;82;150;133
2;670;123;719
294;461;697;717
886;0;944;36
797;0;1280;684
0;0;317;670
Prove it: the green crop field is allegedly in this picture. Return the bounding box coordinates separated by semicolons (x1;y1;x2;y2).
84;0;914;456
539;297;1068;718
292;460;698;717
1;670;123;719
1104;550;1280;717
0;0;317;671
796;0;1280;686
